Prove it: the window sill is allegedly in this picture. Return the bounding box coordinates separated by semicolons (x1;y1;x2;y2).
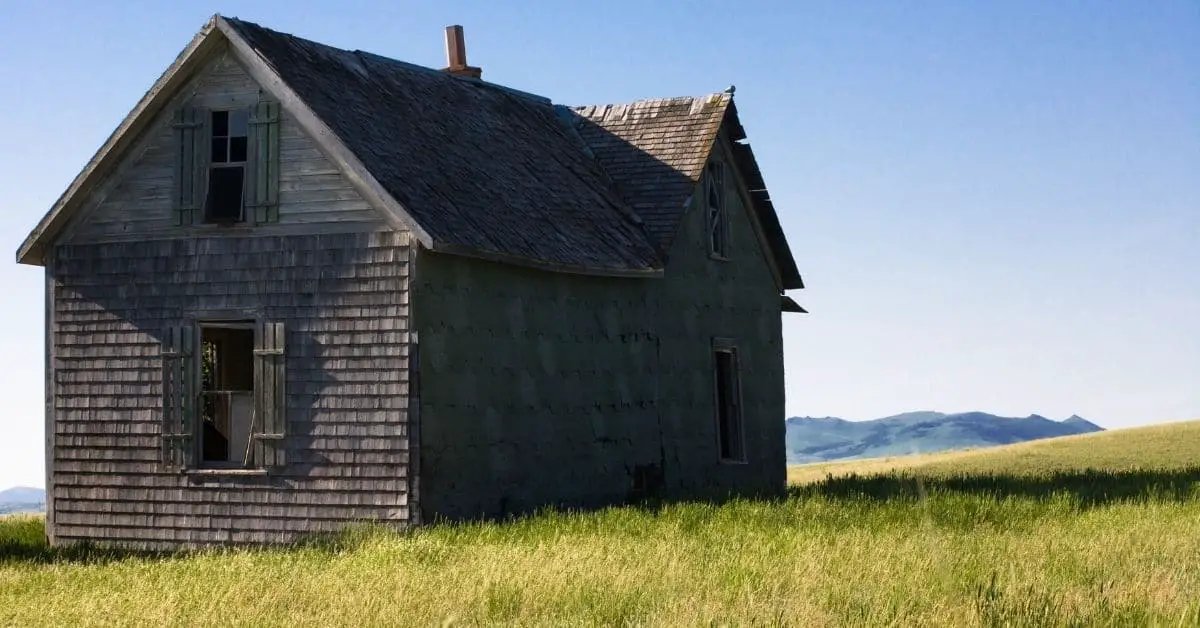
709;252;731;262
183;468;268;477
718;458;749;466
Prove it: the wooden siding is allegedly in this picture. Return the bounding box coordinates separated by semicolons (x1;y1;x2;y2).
65;51;384;244
651;133;788;497
411;136;787;521
50;231;412;549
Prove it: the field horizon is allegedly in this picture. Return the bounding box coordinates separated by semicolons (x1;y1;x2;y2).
3;419;1199;626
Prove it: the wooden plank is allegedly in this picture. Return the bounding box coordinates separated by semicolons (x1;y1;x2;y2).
272;320;286;466
44;257;57;544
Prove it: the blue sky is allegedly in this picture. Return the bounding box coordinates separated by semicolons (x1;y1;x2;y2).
1;1;1197;488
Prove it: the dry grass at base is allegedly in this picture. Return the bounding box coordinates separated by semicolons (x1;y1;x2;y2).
0;419;1197;626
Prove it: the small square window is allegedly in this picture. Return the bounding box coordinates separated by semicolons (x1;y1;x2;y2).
212;110;229;138
230;136;248;163
211;137;228;163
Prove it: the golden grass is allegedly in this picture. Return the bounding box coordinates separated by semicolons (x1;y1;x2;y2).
788;418;1200;484
1;420;1198;626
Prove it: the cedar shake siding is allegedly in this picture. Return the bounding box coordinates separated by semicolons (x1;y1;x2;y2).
50;232;413;549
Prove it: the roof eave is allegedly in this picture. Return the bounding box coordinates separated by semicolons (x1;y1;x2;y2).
723;100;804;291
15;15;226;266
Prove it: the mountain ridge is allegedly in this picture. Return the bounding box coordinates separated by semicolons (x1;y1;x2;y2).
785;411;1104;464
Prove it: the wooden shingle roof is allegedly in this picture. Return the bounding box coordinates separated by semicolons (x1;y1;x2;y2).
225;18;662;276
18;15;802;290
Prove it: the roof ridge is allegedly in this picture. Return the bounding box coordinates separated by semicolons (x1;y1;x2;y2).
570;91;731;112
224;16;553;105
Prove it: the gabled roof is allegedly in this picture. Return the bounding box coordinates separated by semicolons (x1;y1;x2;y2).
17;15;802;290
572;96;804;289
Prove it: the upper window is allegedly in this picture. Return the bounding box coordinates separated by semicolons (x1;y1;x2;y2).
706;160;729;258
172;102;280;226
204;110;249;224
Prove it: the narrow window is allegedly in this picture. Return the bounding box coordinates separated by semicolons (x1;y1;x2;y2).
199;321;255;466
204;109;249;223
707;160;729;258
713;343;745;462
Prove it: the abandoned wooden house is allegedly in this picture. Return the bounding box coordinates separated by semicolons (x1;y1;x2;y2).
16;15;806;549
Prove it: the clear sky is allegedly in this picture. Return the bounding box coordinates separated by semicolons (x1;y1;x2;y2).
1;1;1197;488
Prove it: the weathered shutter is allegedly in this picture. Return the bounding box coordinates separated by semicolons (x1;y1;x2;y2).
252;320;287;468
161;325;198;470
246;101;281;224
172;106;207;226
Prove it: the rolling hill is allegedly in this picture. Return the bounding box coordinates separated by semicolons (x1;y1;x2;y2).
785;411;1103;464
0;487;45;515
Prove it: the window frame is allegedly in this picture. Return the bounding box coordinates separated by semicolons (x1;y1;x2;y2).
196;319;257;470
168;309;287;476
203;108;250;225
712;337;747;464
706;159;731;261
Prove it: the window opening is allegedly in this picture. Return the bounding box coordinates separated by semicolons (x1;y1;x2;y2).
199;322;255;466
204;109;249;223
707;160;729;257
714;346;744;462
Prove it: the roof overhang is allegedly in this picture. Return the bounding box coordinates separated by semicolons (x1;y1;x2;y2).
782;295;808;313
15;14;435;267
723;101;804;291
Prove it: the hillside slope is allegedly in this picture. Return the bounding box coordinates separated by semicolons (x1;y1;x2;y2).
789;418;1200;484
785;411;1103;463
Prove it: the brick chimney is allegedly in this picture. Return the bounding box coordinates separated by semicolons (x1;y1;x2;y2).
442;25;482;79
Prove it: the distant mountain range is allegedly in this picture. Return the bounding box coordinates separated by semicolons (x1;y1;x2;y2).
786;411;1104;464
0;486;46;515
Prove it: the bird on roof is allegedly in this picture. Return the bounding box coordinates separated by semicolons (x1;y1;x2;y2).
724;85;736;95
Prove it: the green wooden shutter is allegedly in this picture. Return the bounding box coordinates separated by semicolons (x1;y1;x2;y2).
161;325;198;469
247;102;281;224
252;320;287;468
172;106;207;226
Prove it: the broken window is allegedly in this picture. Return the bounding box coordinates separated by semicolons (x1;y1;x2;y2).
161;319;288;472
204;109;249;223
713;341;745;462
199;322;256;466
707;160;729;258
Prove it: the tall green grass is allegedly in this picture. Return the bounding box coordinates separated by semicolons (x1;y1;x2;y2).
3;421;1199;626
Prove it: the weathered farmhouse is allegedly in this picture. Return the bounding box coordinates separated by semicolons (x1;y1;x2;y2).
16;15;805;549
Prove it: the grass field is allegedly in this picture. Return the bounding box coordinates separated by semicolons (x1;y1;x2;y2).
3;420;1199;626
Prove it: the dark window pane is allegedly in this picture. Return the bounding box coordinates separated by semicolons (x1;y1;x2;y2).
211;110;229;137
229;136;248;163
211;138;228;163
205;166;244;223
229;110;249;137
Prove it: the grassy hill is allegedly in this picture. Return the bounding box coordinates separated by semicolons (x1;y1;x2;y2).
788;417;1200;484
2;420;1198;626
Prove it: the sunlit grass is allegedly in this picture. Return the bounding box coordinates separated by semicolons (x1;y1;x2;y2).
3;420;1199;626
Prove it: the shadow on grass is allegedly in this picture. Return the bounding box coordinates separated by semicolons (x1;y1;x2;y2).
0;515;405;567
790;466;1200;508
5;467;1197;566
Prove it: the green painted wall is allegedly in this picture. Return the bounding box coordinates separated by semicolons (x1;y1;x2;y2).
412;132;787;522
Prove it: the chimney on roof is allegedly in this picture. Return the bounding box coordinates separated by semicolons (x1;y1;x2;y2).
442;25;482;79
